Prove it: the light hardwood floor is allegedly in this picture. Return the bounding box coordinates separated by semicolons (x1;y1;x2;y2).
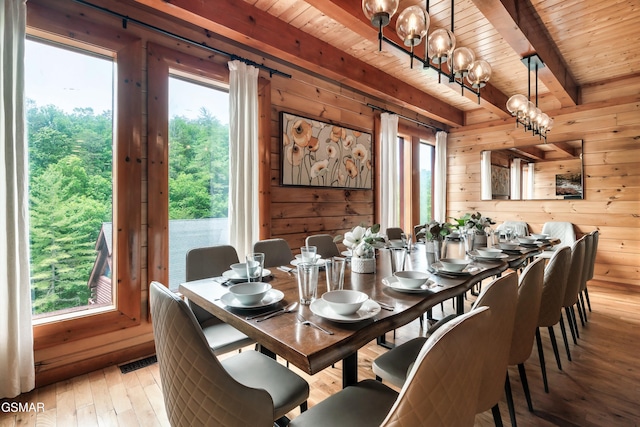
2;283;639;427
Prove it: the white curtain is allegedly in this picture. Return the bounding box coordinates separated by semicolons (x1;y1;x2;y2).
1;0;35;399
480;151;492;200
379;113;399;232
510;158;522;200
527;163;535;199
433;131;447;222
228;60;259;259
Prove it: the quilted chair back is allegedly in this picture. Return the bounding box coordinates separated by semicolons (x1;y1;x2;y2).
509;257;545;365
471;272;519;413
537;246;571;327
541;221;576;249
586;230;599;281
579;233;594;293
305;234;341;258
381;306;492;427
149;282;274;427
186;245;240;323
495;221;530;237
563;237;586;308
253;238;294;268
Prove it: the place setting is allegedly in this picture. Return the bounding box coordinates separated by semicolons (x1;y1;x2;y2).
382;270;435;293
310;290;381;323
219;252;282;310
430;258;481;278
290;245;327;268
468;247;509;262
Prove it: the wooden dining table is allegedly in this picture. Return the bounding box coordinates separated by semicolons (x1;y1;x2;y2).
178;244;521;388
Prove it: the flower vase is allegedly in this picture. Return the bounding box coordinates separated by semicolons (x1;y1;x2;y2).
474;232;487;249
351;257;376;274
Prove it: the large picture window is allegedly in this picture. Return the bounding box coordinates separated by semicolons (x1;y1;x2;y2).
26;38;115;318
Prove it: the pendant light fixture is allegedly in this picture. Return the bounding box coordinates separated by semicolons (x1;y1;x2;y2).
362;0;491;102
506;54;554;140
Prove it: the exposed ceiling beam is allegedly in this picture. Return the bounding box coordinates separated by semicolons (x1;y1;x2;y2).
133;0;464;126
470;0;580;107
305;0;511;118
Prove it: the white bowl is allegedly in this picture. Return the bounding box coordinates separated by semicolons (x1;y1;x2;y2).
476;248;503;258
230;262;248;278
531;233;549;240
295;253;322;262
394;270;430;288
389;239;405;248
518;237;537;245
228;282;272;305
499;242;519;250
439;258;469;272
322;290;368;315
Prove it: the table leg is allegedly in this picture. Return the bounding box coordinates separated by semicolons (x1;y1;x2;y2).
342;352;358;388
456;294;465;316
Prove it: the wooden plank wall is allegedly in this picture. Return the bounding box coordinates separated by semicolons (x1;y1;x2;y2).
266;75;377;252
448;93;640;289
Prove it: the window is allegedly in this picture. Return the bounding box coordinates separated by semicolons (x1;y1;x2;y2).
419;142;435;224
26;38;115;319
167;75;230;289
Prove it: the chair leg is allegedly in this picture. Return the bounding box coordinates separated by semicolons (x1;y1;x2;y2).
584;287;592;312
565;307;578;344
535;328;549;393
559;314;572;362
579;292;588;322
505;374;518;427
547;326;562;371
576;299;586;326
518;363;534;412
300;401;308;412
571;305;581;338
491;403;504;427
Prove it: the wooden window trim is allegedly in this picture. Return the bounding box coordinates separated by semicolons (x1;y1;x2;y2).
28;2;142;350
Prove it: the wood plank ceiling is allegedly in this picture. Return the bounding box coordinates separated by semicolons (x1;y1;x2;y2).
138;0;640;128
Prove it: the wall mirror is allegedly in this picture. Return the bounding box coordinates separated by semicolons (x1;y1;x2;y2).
481;140;583;200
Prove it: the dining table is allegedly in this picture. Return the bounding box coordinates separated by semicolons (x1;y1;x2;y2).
179;242;552;388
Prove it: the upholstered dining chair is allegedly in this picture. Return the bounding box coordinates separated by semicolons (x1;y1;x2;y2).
253;238;294;268
289;306;493;427
305;234;341;258
504;257;545;427
583;230;599;312
149;281;309;427
577;231;595;321
372;272;518;426
535;246;572;393
185;246;255;355
495;220;530;237
538;221;576;259
562;237;586;343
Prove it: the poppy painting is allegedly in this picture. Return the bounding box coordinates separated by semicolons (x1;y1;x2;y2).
280;112;372;189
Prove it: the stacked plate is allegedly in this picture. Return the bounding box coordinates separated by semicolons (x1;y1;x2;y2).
469;248;508;261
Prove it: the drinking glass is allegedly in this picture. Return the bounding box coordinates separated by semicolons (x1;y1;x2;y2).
300;245;317;263
390;247;407;273
325;257;346;292
246;252;264;282
297;262;319;305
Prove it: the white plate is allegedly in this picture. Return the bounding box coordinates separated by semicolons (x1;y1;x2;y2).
431;262;480;277
382;276;434;293
220;289;284;309
468;250;509;261
290;258;326;267
310;298;381;323
222;268;272;282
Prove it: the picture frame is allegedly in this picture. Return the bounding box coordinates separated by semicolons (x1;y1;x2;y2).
556;172;583;199
491;164;510;199
280;112;373;189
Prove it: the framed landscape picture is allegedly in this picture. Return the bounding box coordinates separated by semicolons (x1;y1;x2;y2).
280;112;372;189
556;172;583;198
491;164;510;199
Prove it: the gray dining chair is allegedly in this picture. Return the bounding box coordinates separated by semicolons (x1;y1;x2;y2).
150;281;309;427
289;306;492;427
582;230;599;312
385;227;404;241
253;238;294;268
504;257;545;426
562;237;586;344
538;221;576;259
535;246;572;393
185;245;255;355
305;234;341;258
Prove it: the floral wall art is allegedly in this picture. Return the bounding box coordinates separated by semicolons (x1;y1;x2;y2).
280;112;373;189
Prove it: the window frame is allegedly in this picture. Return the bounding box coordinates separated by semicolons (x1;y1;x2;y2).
28;3;142;349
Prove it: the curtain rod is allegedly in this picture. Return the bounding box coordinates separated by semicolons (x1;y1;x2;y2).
367;103;444;133
71;0;292;79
